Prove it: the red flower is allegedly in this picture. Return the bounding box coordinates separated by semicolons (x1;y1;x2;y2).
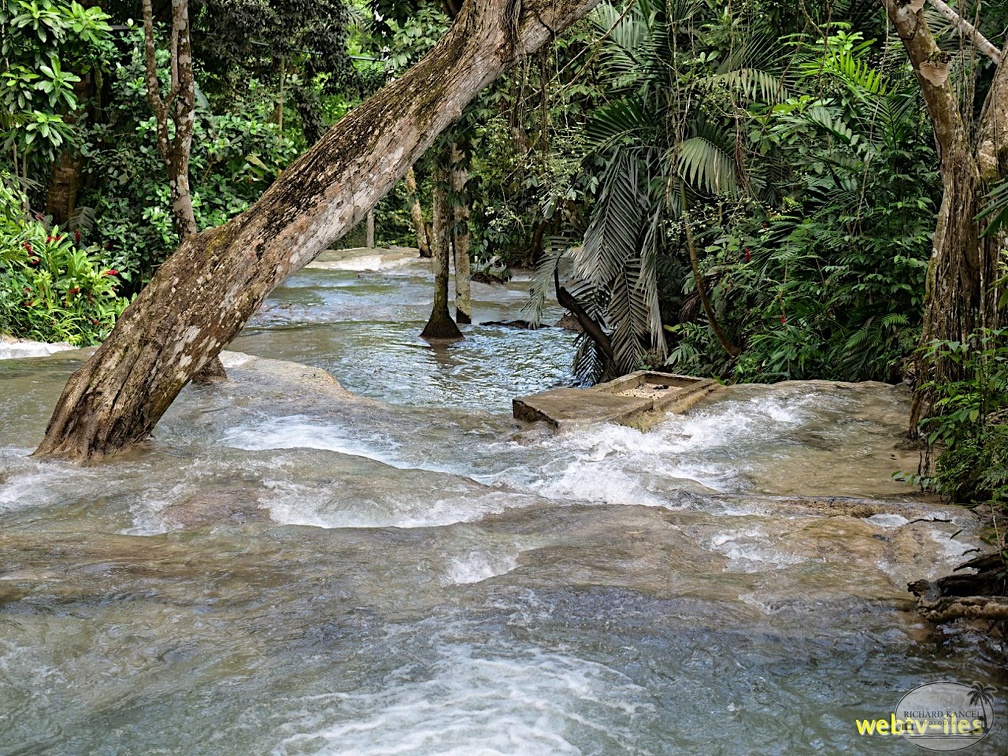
780;315;787;324
46;235;54;243
74;229;81;243
23;286;31;294
23;242;32;253
102;269;119;276
68;287;80;295
744;248;751;263
28;256;39;266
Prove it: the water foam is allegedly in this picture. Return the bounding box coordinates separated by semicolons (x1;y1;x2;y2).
260;481;521;529
273;643;653;755
222;416;404;468
441;550;520;586
709;527;808;573
0;339;76;360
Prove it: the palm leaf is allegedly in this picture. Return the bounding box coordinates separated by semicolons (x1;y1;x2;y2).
677;130;738;196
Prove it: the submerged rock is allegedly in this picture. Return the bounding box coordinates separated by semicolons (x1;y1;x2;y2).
159;489;272;529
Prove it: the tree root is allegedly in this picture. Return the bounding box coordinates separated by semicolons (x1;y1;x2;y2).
908;552;1008;628
913;595;1008;623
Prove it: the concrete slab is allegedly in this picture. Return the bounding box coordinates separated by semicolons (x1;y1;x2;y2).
513;371;719;431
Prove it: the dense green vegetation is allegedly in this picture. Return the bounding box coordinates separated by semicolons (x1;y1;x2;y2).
1;0;1006;523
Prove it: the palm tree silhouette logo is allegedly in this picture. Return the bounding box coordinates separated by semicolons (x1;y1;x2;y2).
968;681;997;735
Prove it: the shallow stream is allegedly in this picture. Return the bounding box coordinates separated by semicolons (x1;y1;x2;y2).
1;250;1004;754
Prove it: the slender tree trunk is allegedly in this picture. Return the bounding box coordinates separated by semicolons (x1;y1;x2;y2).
143;0;222;380
169;165;198;239
883;1;1007;430
405;167;433;257
45;152;82;227
366;209;376;248
530;218;548;265
450;140;472;324
45;23;97;225
683;209;739;358
422;162;464;340
143;0;199;240
35;0;597;460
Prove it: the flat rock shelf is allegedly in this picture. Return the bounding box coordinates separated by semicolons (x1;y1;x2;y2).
513;371;720;431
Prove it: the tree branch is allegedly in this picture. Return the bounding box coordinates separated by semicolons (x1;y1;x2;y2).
883;0;970;165
171;0;196;149
554;267;614;361
927;0;1001;65
977;37;1008;181
683;210;740;357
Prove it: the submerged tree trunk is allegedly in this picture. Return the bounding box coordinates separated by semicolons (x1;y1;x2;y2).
450;141;472;324
883;1;1007;430
35;0;598;460
421;163;464;340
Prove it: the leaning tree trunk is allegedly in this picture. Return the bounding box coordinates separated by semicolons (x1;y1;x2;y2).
884;1;1007;430
421;162;464;340
450;140;473;324
35;0;598;461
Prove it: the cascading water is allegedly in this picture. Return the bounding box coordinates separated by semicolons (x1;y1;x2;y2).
1;249;1004;754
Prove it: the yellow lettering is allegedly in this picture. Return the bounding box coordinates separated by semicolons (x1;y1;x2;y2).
877;721;889;734
957;719;971;735
856;720;878;735
890;714;904;734
972;719;984;734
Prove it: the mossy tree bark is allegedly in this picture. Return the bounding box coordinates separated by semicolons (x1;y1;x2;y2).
883;1;1008;431
35;0;601;461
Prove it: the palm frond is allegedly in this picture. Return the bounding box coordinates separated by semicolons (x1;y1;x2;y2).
677;126;738;197
576;148;651;287
585;99;652;150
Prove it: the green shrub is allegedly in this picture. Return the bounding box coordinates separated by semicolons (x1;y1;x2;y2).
0;174;129;345
920;330;1008;507
79;28;302;288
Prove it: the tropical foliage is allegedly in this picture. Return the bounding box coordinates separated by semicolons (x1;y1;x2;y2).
0;172;129;345
526;1;937;385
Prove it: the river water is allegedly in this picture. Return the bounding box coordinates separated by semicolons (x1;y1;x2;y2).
1;250;1004;754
